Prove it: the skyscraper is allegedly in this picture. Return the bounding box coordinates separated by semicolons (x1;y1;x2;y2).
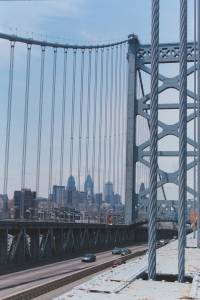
67;175;76;191
52;185;65;207
14;189;36;219
66;176;76;206
104;182;114;204
84;175;94;196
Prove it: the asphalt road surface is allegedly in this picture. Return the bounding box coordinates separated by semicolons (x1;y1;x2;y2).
0;244;147;299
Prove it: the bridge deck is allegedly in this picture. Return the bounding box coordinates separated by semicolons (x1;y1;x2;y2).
56;234;200;300
0;220;146;229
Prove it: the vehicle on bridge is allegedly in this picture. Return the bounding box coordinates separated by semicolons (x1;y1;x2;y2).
81;253;96;262
112;247;131;255
112;247;122;255
120;248;132;256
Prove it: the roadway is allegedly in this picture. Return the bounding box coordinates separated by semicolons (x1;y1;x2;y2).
0;244;147;299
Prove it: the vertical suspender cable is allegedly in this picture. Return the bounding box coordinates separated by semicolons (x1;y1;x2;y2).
97;48;104;195
108;46;114;183
193;0;197;238
124;44;128;203
178;0;187;282
20;44;31;219
117;45;122;195
148;0;159;280
78;49;85;191
36;46;45;197
124;43;128;203
3;41;15;198
91;49;98;186
85;50;92;180
197;0;200;248
103;48;109;196
120;43;127;203
59;49;68;188
21;44;31;190
69;49;77;177
113;46;118;195
48;48;57;212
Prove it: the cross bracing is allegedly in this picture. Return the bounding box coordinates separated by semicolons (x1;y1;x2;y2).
135;42;198;202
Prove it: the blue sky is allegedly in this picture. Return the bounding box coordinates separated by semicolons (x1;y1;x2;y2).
0;0;194;45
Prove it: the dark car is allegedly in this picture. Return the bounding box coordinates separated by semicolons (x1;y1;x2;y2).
81;253;96;262
112;247;122;255
120;248;132;256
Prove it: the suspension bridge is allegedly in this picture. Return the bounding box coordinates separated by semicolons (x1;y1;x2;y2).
0;1;200;298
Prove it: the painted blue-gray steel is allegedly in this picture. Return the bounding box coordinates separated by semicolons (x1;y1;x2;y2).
0;32;128;50
148;0;159;280
193;0;197;239
3;42;15;196
138;42;197;64
178;0;187;283
48;48;57;204
20;45;31;219
36;46;45;197
197;0;200;248
21;45;31;192
124;35;138;225
137;52;198;204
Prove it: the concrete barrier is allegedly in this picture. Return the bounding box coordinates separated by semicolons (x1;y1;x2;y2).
1;247;147;300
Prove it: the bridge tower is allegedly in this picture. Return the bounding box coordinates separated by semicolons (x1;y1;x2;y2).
125;40;197;225
125;34;139;225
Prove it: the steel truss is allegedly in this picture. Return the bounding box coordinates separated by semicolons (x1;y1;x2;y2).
0;221;140;265
126;40;197;223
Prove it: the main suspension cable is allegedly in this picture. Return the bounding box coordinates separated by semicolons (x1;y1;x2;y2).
193;0;197;234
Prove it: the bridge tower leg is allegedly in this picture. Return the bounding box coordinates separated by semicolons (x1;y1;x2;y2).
125;34;139;225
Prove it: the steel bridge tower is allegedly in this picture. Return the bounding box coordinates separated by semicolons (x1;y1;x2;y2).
125;39;197;225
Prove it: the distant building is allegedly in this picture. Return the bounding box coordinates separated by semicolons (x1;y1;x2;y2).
104;182;114;204
67;175;76;191
0;194;9;219
14;189;36;219
66;176;76;205
52;185;65;207
7;199;15;219
95;193;102;209
37;197;48;209
113;193;122;206
84;175;94;196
